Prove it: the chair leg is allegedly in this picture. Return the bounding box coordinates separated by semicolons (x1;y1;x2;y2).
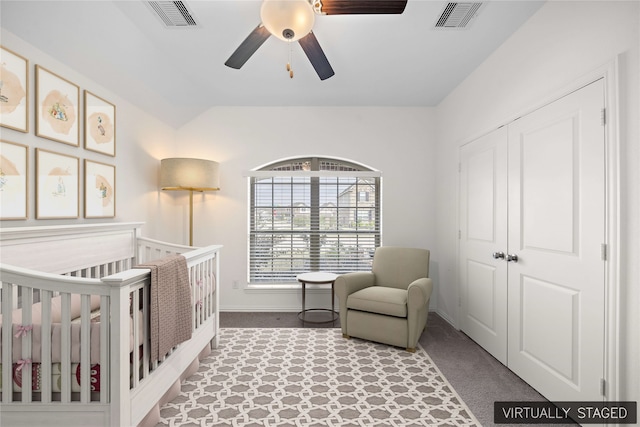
343;334;350;339
406;347;416;353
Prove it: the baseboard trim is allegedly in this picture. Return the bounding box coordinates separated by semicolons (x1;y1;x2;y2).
220;307;301;312
220;307;440;314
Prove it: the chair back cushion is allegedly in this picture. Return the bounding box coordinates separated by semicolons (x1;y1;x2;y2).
372;247;430;289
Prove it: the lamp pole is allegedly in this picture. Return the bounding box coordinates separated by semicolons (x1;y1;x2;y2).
188;189;205;246
189;190;194;246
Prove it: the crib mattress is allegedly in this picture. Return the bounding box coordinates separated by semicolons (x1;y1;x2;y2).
1;311;145;365
0;362;101;392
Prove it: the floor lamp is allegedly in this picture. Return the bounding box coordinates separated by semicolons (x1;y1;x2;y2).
160;158;220;246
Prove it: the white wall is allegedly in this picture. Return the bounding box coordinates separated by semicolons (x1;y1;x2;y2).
434;0;639;402
175;106;437;311
0;29;179;242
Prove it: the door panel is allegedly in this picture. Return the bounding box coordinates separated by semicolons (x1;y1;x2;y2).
520;275;579;382
467;260;498;330
507;79;605;402
520;116;577;253
459;127;508;364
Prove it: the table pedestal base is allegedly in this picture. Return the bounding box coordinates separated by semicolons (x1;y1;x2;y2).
298;308;339;324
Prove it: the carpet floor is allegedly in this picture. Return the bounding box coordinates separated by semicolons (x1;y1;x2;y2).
156;328;480;426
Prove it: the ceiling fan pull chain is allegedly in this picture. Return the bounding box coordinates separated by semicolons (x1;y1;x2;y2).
287;41;294;78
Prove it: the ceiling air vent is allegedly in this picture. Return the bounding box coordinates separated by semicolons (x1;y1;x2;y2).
435;2;484;29
147;1;198;28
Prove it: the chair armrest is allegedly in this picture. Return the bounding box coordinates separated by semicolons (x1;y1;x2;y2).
407;277;433;310
407;278;433;349
335;272;375;305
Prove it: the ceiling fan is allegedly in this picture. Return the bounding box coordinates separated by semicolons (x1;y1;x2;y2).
224;0;408;80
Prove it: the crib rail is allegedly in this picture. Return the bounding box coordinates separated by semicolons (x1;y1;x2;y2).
0;234;221;426
0;267;111;405
136;236;193;263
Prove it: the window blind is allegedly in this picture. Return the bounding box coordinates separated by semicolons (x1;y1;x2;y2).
248;158;381;283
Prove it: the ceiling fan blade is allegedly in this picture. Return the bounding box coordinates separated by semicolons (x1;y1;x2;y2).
225;24;271;69
314;0;407;15
298;31;335;81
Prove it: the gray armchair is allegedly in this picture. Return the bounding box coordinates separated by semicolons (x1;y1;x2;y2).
335;247;433;352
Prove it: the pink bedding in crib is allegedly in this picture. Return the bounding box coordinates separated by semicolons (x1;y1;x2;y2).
0;294;143;393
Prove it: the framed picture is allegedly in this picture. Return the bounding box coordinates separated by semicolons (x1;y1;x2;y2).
84;91;116;156
0;140;28;219
36;65;79;146
0;46;29;133
84;159;115;218
36;148;79;219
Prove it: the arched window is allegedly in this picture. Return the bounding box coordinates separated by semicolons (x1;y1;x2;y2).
248;157;381;283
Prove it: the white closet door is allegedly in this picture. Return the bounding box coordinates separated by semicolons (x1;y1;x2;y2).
507;79;606;402
459;127;508;364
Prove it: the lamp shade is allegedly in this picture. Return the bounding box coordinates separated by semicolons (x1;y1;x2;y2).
260;0;315;42
160;158;220;191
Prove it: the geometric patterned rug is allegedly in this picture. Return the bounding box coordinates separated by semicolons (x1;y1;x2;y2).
156;328;481;426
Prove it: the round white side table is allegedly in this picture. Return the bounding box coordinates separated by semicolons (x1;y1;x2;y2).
296;272;339;324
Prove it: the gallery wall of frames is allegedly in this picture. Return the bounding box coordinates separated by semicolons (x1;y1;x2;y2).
0;45;116;220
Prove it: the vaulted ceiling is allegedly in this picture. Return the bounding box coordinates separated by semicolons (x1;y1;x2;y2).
1;0;544;127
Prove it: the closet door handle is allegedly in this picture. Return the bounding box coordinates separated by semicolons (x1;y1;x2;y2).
506;254;519;263
492;252;505;260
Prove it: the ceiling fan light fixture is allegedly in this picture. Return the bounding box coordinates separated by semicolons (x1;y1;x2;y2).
260;0;315;42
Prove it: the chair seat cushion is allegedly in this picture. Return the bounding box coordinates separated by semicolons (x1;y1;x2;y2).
346;286;407;318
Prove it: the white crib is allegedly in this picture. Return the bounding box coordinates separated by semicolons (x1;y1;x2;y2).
0;222;221;427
